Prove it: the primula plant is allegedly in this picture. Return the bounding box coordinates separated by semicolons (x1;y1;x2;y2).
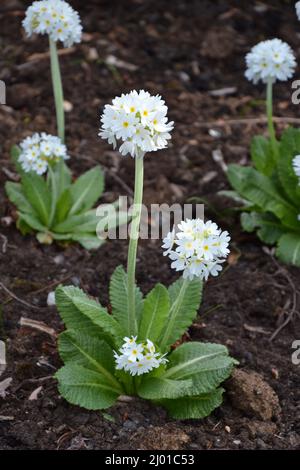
55;91;237;419
227;37;300;266
23;0;82;141
5;134;119;249
5;1;125;248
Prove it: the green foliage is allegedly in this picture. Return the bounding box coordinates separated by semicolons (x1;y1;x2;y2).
109;265;143;333
55;286;125;348
5;146;125;249
56;364;121;410
227;127;300;266
55;275;236;419
159;389;224;420
159;277;203;351
139;283;170;343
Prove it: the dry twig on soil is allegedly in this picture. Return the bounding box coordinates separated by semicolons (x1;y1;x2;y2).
0;282;41;310
267;254;300;341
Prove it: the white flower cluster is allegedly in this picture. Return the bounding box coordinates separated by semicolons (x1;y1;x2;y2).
296;2;300;21
245;39;296;84
23;0;82;47
292;155;300;182
19;133;69;175
99;90;174;158
114;337;167;376
162;219;230;281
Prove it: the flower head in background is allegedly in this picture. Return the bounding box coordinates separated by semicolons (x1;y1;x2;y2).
162;219;230;281
19;133;69;175
99;90;174;158
245;39;296;84
114;337;167;376
23;0;82;47
293;155;300;182
296;2;300;20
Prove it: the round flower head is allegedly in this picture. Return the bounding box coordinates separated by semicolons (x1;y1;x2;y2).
162;219;230;281
99;90;174;158
23;0;82;47
293;155;300;182
114;337;167;376
18;132;69;175
245;39;296;84
296;2;300;20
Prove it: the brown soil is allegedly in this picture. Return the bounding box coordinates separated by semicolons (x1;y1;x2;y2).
0;0;300;450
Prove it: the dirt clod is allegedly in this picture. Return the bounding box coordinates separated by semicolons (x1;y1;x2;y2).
246;420;277;438
226;369;281;421
132;426;190;450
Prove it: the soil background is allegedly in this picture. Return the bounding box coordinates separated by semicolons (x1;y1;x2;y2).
0;0;299;450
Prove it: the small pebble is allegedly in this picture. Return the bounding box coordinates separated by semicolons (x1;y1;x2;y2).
53;254;65;265
209;129;221;138
233;440;241;445
47;291;56;306
123;420;137;430
71;276;81;286
63;100;73;112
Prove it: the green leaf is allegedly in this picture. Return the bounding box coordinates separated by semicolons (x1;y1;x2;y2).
58;330;115;376
163;342;236;395
53;210;100;235
218;190;252;206
18;213;49;232
69;166;104;215
241;212;285;244
109;265;143;334
160;388;224;419
53;211;95;233
71;233;105;250
276;233;300;266
250;136;274;176
47;165;59;228
54;188;72;224
138;376;193;400
5;182;35;214
21;172;51;226
56;363;120;410
159;278;202;351
52;160;72;196
277;127;300;205
10;145;23;174
139;284;170;343
227;164;299;230
16;217;33;235
55;286;125;347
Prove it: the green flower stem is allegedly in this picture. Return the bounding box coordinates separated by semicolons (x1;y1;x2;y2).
49;38;65;142
47;164;57;228
159;278;189;352
127;156;144;336
266;78;278;160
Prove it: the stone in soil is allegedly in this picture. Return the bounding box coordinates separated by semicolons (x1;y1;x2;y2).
226;369;281;421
